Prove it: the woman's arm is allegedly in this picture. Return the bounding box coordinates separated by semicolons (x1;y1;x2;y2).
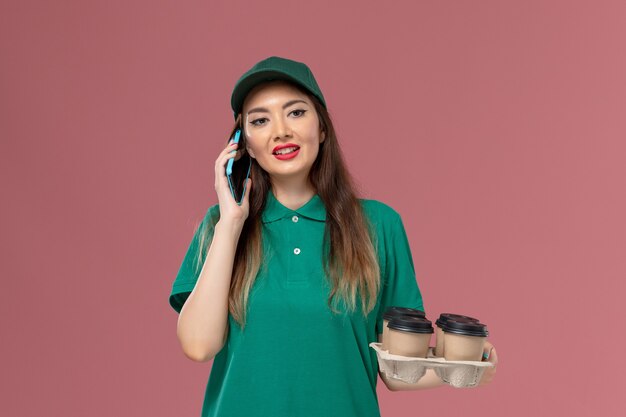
377;335;498;391
174;137;252;362
176;219;243;362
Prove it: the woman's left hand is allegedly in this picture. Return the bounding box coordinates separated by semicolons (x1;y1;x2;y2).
478;340;498;387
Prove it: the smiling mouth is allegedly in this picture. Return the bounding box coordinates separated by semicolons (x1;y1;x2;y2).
273;146;300;155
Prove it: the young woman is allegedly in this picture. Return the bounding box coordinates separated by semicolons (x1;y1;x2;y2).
169;56;498;417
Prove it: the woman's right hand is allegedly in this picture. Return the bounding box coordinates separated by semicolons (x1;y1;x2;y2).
214;138;252;227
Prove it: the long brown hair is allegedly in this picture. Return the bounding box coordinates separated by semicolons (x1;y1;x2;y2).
194;81;380;329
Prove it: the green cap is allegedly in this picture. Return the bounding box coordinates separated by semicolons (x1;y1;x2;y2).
230;56;327;119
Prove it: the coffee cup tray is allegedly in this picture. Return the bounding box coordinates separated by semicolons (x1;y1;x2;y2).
369;342;494;388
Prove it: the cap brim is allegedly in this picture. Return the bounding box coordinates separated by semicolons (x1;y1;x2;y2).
231;70;306;117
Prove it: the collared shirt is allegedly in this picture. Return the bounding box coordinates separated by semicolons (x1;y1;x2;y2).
169;189;424;417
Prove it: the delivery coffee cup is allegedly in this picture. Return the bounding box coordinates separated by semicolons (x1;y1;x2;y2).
441;318;489;361
387;316;434;358
382;307;426;351
434;313;480;357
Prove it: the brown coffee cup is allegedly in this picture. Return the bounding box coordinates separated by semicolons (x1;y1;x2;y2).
434;313;480;357
441;318;489;361
387;316;433;358
382;307;426;351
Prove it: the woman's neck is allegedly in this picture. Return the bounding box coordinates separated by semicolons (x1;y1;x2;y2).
270;178;316;211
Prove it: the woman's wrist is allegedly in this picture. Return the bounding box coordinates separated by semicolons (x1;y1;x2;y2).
216;218;245;234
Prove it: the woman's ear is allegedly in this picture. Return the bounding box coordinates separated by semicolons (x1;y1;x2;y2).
246;146;256;159
320;130;326;143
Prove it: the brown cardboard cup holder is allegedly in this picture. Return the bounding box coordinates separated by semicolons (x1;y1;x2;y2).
369;342;494;388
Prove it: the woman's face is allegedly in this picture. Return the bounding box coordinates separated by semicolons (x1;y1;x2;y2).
242;81;325;185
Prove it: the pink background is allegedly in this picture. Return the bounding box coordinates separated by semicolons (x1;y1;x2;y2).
2;1;625;416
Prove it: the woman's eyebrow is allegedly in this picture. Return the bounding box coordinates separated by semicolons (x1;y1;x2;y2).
247;99;308;115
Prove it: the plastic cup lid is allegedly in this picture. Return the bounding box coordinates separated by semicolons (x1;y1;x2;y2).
441;318;489;337
383;306;426;321
435;313;480;328
387;316;434;334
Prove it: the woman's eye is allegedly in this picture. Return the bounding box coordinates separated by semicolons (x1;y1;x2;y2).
249;110;305;126
250;118;267;126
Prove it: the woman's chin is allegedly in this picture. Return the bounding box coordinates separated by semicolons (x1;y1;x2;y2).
264;166;312;182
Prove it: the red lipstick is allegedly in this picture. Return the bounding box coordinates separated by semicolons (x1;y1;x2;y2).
272;143;300;160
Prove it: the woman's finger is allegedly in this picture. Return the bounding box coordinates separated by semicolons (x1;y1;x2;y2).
482;340;492;360
215;143;239;180
241;177;252;208
479;344;497;386
487;346;498;365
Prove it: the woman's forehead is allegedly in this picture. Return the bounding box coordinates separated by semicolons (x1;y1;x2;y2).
243;81;311;109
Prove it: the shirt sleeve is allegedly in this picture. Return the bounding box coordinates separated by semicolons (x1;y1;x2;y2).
375;210;425;335
168;204;220;314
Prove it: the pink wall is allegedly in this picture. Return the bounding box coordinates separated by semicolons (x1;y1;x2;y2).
2;1;624;416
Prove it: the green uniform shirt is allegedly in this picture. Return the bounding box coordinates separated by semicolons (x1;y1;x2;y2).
169;189;424;417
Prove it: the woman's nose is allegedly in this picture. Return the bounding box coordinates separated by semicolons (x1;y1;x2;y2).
272;115;292;139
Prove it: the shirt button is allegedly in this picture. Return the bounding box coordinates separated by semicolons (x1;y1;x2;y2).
293;248;301;255
292;215;299;223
